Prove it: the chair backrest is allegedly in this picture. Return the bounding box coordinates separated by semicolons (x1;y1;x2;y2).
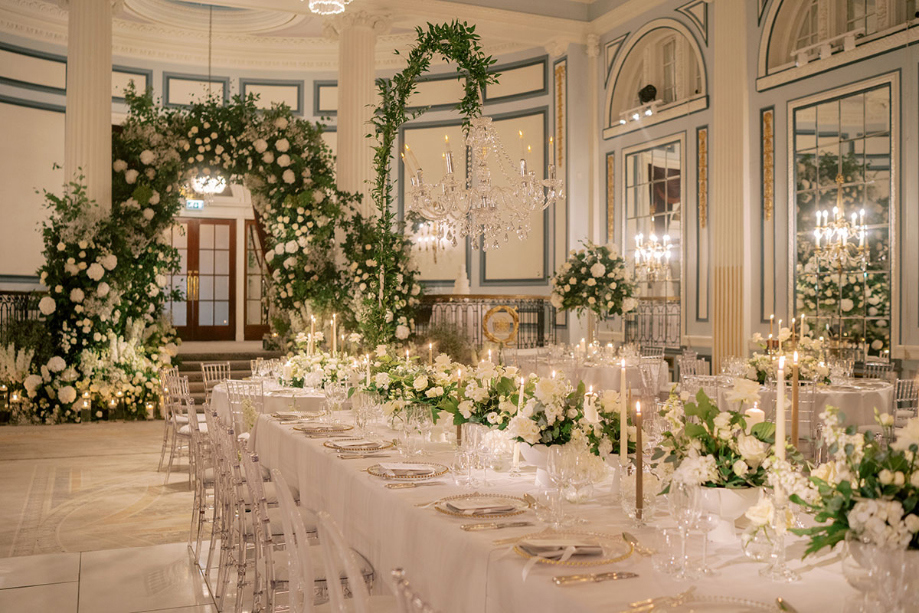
390;568;440;613
864;362;894;380
271;469;323;613
201;362;231;395
316;510;371;613
896;379;919;414
226;379;265;433
640;345;664;359
681;348;697;361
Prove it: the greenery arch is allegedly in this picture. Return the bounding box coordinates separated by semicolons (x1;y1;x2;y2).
354;21;499;347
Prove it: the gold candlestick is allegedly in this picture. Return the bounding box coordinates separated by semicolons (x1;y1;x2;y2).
635;401;643;520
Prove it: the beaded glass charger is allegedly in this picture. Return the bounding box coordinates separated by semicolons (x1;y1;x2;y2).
273;411;322;420
514;531;633;567
433;493;529;518
294;424;353;434
323;438;395;452
367;462;449;481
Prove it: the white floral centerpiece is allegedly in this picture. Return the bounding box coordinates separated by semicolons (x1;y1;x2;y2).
281;350;352;389
361;346;458;420
549;241;638;320
745;329;830;384
441;360;524;428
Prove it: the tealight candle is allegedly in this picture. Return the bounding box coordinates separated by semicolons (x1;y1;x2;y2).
744;403;765;427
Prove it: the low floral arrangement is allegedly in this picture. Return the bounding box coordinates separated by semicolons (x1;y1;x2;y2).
281;350;352;388
441;361;525;428
549;241;637;320
361;347;457;419
791;407;919;555
746;330;829;384
505;376;588;447
655;389;782;491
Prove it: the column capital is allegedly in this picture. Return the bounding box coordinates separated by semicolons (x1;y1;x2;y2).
543;36;571;58
586;34;600;58
322;10;392;40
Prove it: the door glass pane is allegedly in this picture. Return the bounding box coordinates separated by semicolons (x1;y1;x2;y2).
215;224;230;249
214;301;229;326
200;250;214;274
214;250;230;275
199;276;214;301
215;276;229;301
198;301;213;326
200;223;214;249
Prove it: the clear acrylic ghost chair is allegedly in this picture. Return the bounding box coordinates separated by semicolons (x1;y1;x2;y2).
202;361;232;404
179;381;217;566
226;379;265;445
864;361;894;380
784;380;818;461
316;510;395;613
158;366;180;471
894;379;919;428
640;345;664;359
163;373;195;486
390;569;439;613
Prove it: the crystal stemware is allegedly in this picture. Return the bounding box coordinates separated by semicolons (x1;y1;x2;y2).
546;446;573;529
669;481;701;580
693;512;720;576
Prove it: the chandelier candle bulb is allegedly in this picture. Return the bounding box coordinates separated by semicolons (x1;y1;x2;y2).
619;358;628;463
776;356;786;462
635;401;643;520
549;136;554;166
792;351;800;448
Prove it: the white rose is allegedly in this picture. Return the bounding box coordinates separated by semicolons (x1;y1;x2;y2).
586;278;597;287
744;496;774;527
736;434;770;467
590;262;606;277
810;462;837;484
139;150;155;165
732;460;749;477
395;324;410;340
413;376;428;391
86;263;105;281
70;288;84;303
374;372;390;388
274;117;288;129
39;296;56;315
841;298;854;312
905;514;919;534
550;294;563;308
282;169;296;184
276;138;290;152
879;469;893;485
112;160;128;172
277;154;291;167
254;139;268;153
47;356;66;372
125;169;139;184
285;240;298;254
622;297;638;313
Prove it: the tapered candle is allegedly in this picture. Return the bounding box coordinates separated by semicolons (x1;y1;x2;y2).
801;313;806;338
791;317;796;342
551;370;556;379
488;349;492;363
310;316;316;356
620;358;628;462
778;320;783;353
405;349;410;362
428;343;433;366
365;354;370;387
549;136;555;166
770;314;774;339
635;401;643;520
331;314;337;354
776;356;786;461
791;351;800;448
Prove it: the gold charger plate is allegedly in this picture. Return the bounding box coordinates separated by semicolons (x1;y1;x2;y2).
513;530;633;567
294;423;353;434
433;492;528;519
366;462;449;481
323;438;395;452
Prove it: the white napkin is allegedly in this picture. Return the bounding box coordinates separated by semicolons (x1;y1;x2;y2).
379;462;434;477
445;498;516;516
335;439;380;449
517;538;603;559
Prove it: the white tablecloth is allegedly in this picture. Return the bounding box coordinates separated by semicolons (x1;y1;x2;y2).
210;382;327;425
251;408;855;613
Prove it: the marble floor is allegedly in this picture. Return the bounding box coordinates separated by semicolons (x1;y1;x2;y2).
0;421;194;557
0;542;218;613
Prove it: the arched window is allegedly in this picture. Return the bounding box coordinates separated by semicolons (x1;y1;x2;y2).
795;0;820;50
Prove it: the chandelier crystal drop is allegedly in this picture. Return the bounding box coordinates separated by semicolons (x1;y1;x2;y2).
633;231;672;281
190;173;227;197
813;174;869;269
405;116;565;251
306;0;352;16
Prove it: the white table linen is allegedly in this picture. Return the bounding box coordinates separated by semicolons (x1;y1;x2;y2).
250;403;855;613
211;382;327;425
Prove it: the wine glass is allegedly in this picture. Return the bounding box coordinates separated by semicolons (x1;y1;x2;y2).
668;481;701;580
547;446;573;528
415;405;434;454
693;512;720;576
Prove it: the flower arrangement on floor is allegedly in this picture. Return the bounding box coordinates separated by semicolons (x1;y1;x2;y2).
792;407;919;555
655;390;781;490
745;330;829;384
549;241;638;320
361;348;458;419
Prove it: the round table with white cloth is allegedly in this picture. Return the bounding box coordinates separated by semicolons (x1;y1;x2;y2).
714;378;894;427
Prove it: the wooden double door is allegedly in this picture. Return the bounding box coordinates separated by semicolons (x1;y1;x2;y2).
166;218;236;341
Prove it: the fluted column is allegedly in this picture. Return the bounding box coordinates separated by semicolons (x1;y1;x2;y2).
62;0;114;212
325;12;390;217
711;0;750;366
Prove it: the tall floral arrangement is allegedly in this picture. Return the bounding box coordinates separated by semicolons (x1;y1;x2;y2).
745;330;829;384
550;241;637;320
441;361;524;428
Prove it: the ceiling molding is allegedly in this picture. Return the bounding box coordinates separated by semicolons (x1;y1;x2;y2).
589;0;669;35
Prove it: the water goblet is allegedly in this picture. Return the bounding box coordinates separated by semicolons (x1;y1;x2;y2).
668;481;701;580
451;449;473;488
547;446;573;528
693;512;720;576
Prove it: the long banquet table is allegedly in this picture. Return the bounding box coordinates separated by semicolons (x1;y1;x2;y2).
237;403;857;613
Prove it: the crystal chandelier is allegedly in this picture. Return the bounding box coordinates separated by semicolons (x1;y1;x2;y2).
813;174;868;269
190;173;227;197
306;0;352;15
633;231;672;281
410;221;450;264
405;117;565;251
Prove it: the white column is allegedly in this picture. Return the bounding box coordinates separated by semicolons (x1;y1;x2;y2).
63;0;114;212
711;0;750;367
325;12;390;217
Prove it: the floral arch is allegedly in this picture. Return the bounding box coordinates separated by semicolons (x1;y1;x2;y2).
14;91;421;423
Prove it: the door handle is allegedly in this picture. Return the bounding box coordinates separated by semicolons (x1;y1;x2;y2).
187;271;198;301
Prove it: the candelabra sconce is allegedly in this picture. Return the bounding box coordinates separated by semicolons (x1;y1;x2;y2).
633;232;673;282
813;174;869;270
0;384;10;425
405;119;565;251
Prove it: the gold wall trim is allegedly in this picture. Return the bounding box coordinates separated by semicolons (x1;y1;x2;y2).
697;127;708;229
762;108;774;221
606;152;615;241
554;63;566;168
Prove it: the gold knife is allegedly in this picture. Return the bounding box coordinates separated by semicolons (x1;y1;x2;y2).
553;571;638;586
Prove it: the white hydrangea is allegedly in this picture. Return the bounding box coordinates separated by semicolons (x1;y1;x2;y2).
395;324;410;340
47;356;66;372
87;263;105;281
113;160;128;172
39;296;56;315
100;254;117;271
70;288;84;303
58;385;77;404
276;138;290;152
282;169;296;184
125;169;139;184
139;150;155;165
277;154;291;167
254;139;268;153
590;262;606;277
